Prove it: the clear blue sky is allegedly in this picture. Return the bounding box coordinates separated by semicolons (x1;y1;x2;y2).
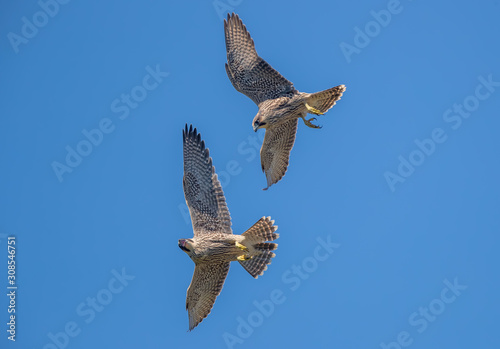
1;0;499;348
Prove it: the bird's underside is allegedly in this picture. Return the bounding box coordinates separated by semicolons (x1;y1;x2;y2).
224;13;346;190
181;125;279;331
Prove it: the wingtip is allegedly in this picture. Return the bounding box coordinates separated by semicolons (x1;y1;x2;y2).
225;12;237;24
263;180;273;191
226;12;247;32
184;124;202;143
196;130;201;144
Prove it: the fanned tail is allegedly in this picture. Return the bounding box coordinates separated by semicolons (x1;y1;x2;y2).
239;217;279;278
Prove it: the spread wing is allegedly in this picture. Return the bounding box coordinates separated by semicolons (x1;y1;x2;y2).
260;119;298;190
224;13;296;105
183;125;232;236
186;261;230;331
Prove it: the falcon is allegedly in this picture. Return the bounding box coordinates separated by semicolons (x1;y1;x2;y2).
179;124;279;331
224;13;346;190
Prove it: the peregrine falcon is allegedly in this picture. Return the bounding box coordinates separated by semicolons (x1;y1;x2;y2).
224;13;346;190
180;124;279;331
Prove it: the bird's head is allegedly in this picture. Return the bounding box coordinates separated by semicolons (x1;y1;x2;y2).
253;98;293;131
252;113;267;132
178;239;194;254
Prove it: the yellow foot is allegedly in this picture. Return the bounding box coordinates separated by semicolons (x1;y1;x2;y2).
235;242;249;252
305;103;324;115
237;255;252;261
300;115;322;129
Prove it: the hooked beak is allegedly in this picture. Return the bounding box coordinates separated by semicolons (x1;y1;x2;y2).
253;122;265;132
178;239;190;252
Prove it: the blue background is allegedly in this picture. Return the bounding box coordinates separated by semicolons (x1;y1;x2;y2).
1;0;499;348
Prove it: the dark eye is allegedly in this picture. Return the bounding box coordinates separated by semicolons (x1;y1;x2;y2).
254;120;259;125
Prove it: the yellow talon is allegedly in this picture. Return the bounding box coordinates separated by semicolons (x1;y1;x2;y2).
300;115;322;129
235;242;249;252
237;255;251;261
305;103;324;115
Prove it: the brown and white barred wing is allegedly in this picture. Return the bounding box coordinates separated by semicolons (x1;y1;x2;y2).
224;13;296;105
186;261;230;331
260;119;298;190
183;125;232;235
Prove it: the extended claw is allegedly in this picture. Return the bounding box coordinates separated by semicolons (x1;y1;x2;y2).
300;116;322;129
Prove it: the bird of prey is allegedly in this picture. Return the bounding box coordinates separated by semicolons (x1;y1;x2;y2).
224;13;346;190
179;124;279;331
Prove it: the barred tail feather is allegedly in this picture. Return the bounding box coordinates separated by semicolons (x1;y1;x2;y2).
239;251;276;279
239;217;279;278
241;216;278;243
307;84;346;114
253;242;278;251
